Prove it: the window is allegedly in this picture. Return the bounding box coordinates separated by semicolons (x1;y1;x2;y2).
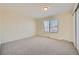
44;20;49;32
44;20;58;32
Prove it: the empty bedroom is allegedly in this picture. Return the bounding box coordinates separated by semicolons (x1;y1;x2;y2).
0;3;79;55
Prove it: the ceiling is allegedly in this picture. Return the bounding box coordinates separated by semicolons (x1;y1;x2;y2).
0;3;75;18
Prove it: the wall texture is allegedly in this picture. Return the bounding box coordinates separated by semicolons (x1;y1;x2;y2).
0;7;3;44
0;5;74;44
0;16;1;44
36;11;73;42
76;7;79;53
1;7;36;44
72;4;78;47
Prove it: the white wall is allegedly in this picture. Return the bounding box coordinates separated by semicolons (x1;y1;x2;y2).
0;5;74;44
0;7;3;44
0;10;2;44
36;11;73;42
76;7;79;52
1;7;36;44
73;13;77;47
72;4;78;47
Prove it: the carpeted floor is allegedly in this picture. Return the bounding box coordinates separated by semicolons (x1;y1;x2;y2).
1;36;78;55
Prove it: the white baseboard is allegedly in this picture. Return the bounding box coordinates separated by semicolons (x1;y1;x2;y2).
1;35;36;44
38;35;73;43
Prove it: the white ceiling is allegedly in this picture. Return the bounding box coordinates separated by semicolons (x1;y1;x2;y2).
0;3;75;18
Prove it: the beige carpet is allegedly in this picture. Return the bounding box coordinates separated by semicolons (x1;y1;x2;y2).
1;36;78;55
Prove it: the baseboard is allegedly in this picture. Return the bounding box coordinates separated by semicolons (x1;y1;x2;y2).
1;35;36;44
38;35;73;43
